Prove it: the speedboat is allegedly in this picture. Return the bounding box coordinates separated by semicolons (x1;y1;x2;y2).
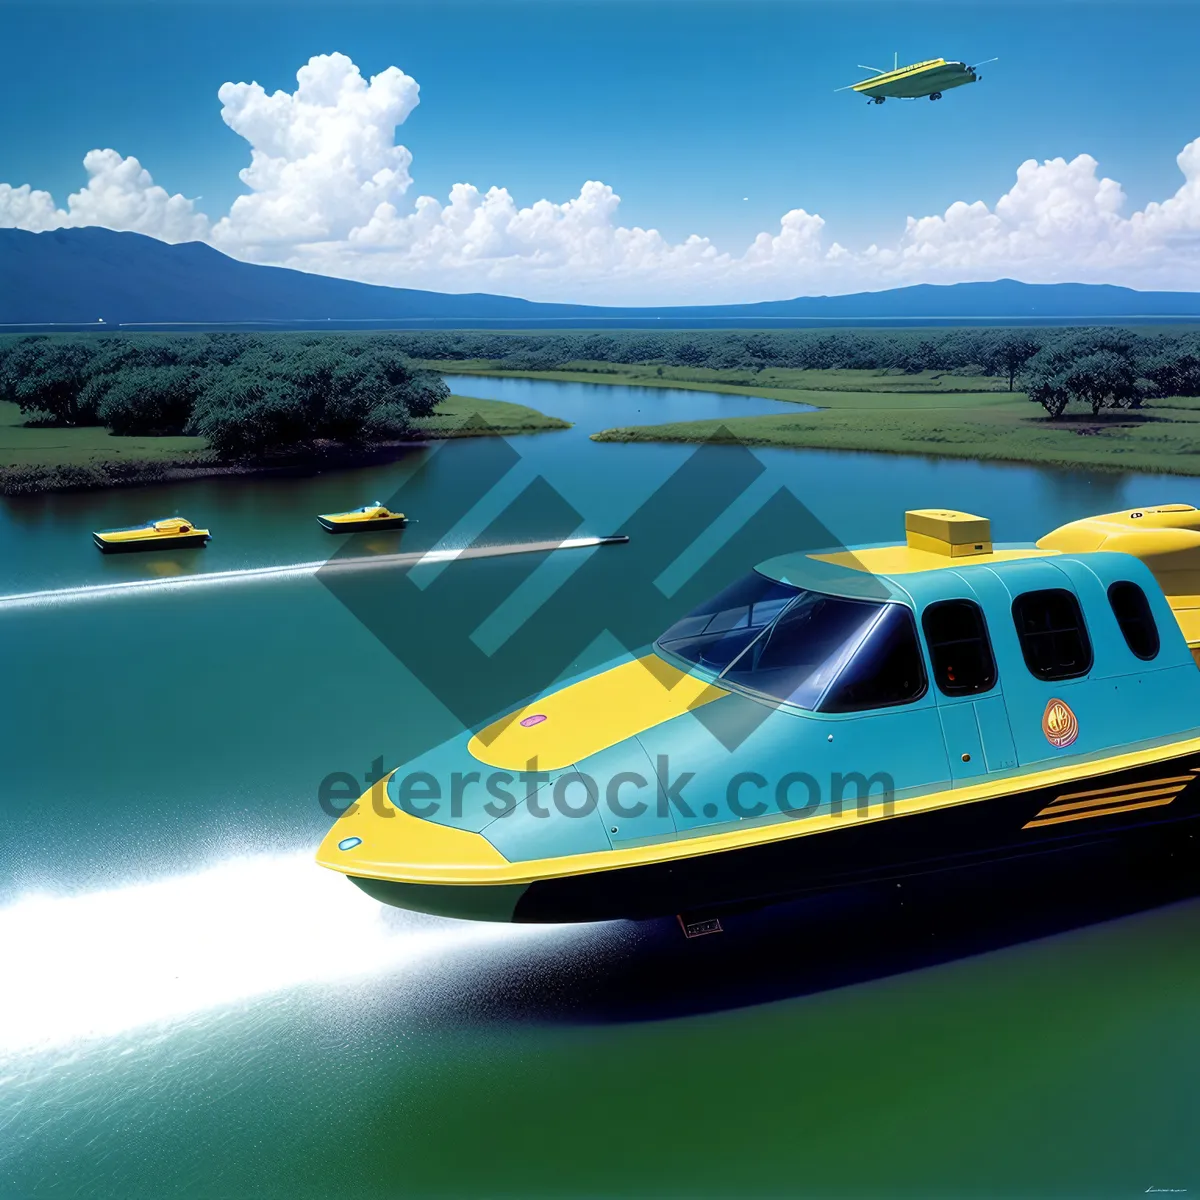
316;505;1200;924
316;503;407;533
92;517;210;553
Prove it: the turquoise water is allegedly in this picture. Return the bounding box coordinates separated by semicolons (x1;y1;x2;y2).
1;376;1198;1199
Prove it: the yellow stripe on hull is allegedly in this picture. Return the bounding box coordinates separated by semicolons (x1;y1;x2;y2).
1048;774;1196;802
852;59;945;93
321;735;1200;890
1043;785;1188;816
1023;796;1179;829
1020;768;1198;827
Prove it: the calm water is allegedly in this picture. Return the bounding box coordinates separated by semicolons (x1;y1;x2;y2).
2;376;1198;1199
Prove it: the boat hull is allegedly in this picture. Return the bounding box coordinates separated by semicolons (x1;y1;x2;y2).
93;532;211;553
317;516;409;533
345;752;1200;923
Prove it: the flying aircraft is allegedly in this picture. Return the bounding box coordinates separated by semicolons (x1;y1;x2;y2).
838;53;998;104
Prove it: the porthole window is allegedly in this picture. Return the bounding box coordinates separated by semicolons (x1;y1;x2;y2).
1011;588;1093;681
1107;581;1160;661
922;599;997;696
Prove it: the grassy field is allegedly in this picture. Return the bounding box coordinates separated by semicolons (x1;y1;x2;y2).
418;361;1200;474
0;400;212;470
592;390;1200;475
10;363;1200;485
413;392;570;436
0;394;567;471
0;394;568;493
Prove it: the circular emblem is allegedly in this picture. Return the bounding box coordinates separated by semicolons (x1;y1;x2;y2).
1042;698;1079;748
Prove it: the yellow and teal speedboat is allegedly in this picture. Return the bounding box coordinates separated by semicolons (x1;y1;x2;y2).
317;506;1200;923
92;517;210;553
317;503;407;533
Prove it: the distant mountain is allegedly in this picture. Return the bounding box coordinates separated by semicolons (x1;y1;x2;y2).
0;227;597;325
4;227;1200;327
743;279;1200;320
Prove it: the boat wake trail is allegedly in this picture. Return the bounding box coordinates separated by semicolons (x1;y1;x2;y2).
0;853;573;1055
0;535;627;613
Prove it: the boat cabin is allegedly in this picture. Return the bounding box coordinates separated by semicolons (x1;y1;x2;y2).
318;506;1200;923
652;507;1200;802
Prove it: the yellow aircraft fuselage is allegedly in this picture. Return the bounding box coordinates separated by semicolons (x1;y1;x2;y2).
853;58;978;102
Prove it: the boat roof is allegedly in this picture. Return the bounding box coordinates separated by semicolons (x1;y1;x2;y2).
753;503;1200;626
757;508;1044;597
771;543;1054;577
755;543;1057;603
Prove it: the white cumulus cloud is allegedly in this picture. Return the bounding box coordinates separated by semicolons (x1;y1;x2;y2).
1127;138;1200;256
323;180;731;301
0;183;60;232
0;149;208;243
4;51;1200;302
892;152;1129;278
209;52;420;254
872;145;1200;290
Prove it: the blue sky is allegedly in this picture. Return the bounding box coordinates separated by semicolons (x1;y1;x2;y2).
3;0;1199;301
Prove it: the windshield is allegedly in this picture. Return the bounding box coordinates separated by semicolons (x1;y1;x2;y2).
655;572;800;672
657;576;926;712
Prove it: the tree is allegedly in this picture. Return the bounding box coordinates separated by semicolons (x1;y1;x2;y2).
178;340;449;458
347;344;449;422
1024;370;1071;418
97;366;202;435
1022;346;1141;418
987;333;1041;391
0;336;47;402
1141;351;1200;399
187;378;305;458
672;341;706;367
1061;351;1140;414
10;340;104;425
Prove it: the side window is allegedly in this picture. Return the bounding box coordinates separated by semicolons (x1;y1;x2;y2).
922;599;997;696
1011;588;1093;681
1107;581;1160;661
819;605;927;713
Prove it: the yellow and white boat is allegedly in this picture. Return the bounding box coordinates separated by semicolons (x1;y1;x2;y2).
92;517;210;553
317;503;407;533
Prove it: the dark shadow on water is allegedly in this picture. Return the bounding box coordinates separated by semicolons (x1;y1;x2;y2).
397;830;1200;1028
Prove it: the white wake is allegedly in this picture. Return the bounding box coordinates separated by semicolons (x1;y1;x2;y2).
0;852;563;1055
0;535;627;611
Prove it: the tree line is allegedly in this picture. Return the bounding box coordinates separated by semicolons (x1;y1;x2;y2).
352;326;1200;408
3;328;1200;451
376;327;1054;382
0;334;449;457
1018;329;1200;417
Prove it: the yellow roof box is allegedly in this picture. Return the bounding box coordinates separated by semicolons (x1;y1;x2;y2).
905;509;992;558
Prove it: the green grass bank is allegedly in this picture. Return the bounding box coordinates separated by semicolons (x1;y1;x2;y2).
0;394;569;495
427;361;1200;474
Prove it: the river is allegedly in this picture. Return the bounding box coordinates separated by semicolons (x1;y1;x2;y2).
1;375;1198;1198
